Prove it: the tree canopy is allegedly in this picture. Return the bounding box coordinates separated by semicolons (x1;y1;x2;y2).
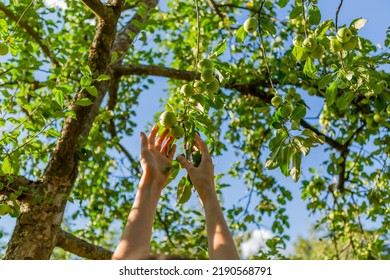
0;0;389;260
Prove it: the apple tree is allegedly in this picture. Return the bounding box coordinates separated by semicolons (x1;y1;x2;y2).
0;0;389;259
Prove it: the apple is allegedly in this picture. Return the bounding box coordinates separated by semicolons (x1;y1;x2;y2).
378;80;388;91
193;80;206;94
159;111;177;128
373;113;382;123
0;42;8;56
180;84;195;97
310;44;325;59
293;35;304;47
302;37;318;52
170;125;184;139
342;36;358;51
337;27;352;43
387;104;390;114
0;204;10;215
271;95;283;108
197;59;213;70
297;49;309;61
288;73;298;84
243;17;258;33
206;78;220;94
308;87;317;95
330;38;342;53
280;103;293;118
201;68;215;83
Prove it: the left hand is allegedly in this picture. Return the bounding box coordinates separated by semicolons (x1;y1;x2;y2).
139;124;176;191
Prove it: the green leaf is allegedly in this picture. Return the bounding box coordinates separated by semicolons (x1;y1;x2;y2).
96;74;110;81
80;76;92;88
236;25;247;43
325;80;338;106
291;104;306;122
86;86;98;97
315;20;333;39
177;175;192;204
336;92;355;111
292;46;307;61
260;18;277;37
303;57;317;78
318;73;335;89
74;98;93;106
1;156;13;174
54;89;64;107
308;6;321;25
209;39;227;58
291;152;302;182
351;18;367;30
80;66;91;76
166;161;181;186
290;6;303;19
302;129;325;145
277;0;289;8
47;128;61;138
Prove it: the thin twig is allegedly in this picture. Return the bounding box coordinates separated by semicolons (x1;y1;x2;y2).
335;0;344;30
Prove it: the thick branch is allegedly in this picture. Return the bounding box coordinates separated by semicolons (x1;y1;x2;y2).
208;0;226;19
81;0;109;19
114;64;197;81
56;230;113;260
0;3;59;67
0;175;33;199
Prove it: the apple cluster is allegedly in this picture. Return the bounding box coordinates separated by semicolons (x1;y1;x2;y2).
179;58;220;103
293;35;324;60
0;42;9;56
159;111;184;139
329;27;358;53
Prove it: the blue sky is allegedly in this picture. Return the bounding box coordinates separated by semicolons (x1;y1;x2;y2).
1;0;389;257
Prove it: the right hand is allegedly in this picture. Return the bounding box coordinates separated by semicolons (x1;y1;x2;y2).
177;134;216;204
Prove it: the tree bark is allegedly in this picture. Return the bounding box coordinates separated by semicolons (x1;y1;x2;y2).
3;2;124;259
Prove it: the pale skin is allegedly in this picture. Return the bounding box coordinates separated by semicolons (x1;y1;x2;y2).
111;124;239;260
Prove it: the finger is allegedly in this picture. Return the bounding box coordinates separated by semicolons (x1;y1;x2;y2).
161;136;173;154
168;144;177;161
155;128;170;150
148;124;159;146
140;132;148;152
177;155;194;172
194;134;210;157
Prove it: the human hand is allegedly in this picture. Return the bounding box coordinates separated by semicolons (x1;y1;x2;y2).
177;134;215;204
139;124;176;191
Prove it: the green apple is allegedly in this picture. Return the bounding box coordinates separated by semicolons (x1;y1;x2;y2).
271;95;283;108
378;80;388;91
288;73;298;84
293;35;304;47
0;204;10;215
342;36;358;51
373;113;382;123
180;84;195;97
280;103;293;118
308;87;317;95
302;37;318;52
330;38;342;53
170;125;184;139
193;80;206;94
243;17;258;33
197;59;213;70
159;111;177;128
310;44;325;59
337;27;352;43
201;68;215;83
387;104;390;114
0;42;8;56
206;78;220;94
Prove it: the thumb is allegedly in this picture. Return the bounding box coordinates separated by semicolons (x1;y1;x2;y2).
177;155;194;172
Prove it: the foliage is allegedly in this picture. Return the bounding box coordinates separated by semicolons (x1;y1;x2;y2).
0;0;389;259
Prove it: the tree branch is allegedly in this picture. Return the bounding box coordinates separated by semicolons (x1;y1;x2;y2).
208;0;226;19
81;0;109;19
56;229;113;260
0;175;35;200
113;63;198;80
0;3;60;67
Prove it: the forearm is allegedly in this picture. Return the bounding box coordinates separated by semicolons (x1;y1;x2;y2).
203;193;240;260
112;179;161;260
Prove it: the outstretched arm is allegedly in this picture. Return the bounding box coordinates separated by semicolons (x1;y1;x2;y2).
177;134;240;260
112;125;176;260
